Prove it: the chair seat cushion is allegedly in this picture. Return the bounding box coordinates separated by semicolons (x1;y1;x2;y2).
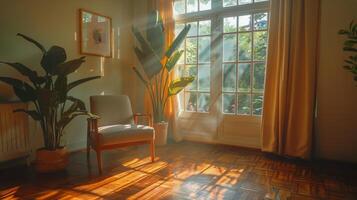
98;124;154;146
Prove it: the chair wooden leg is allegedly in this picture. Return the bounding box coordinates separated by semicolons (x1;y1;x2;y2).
86;141;91;164
150;140;155;162
96;150;102;174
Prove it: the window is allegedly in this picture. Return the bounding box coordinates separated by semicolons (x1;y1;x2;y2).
174;0;269;116
176;20;212;113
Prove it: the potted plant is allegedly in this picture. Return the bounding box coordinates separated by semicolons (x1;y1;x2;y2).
0;33;100;172
339;20;357;83
132;10;194;145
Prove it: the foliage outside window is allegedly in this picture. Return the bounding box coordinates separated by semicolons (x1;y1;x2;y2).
174;0;269;116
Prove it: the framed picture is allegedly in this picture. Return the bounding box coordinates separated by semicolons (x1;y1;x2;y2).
79;9;112;57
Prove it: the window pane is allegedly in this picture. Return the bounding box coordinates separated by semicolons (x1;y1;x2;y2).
223;64;236;92
186;38;197;64
175;23;185;36
198;65;210;91
237;93;251;115
223;0;237;7
254;0;268;2
238;32;252;61
199;20;211;35
224;17;237;33
187;0;198;13
174;0;185;15
253;63;265;92
238;15;251;31
223;34;237;62
254;12;268;30
198;93;210;112
253;31;268;61
252;94;263;115
198;36;210;63
185;65;197;90
199;0;211;11
238;0;252;5
185;92;197;112
223;93;236;114
187;21;198;36
238;63;251;92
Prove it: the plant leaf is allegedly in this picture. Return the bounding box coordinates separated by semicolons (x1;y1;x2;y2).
66;96;86;110
133;47;162;79
54;57;86;76
168;76;195;96
17;33;46;53
54;75;67;103
14;109;42;121
146;10;164;57
133;67;148;85
67;76;101;92
166;24;191;58
343;47;357;52
0;77;36;102
41;45;67;74
166;50;184;72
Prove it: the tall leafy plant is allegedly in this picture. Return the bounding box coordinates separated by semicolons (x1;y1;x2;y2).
0;33;101;150
132;10;194;123
339;20;357;82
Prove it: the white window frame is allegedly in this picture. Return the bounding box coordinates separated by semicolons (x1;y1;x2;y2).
174;0;270;119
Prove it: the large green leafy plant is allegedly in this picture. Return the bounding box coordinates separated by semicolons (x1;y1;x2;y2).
132;10;194;123
0;33;100;150
339;20;357;82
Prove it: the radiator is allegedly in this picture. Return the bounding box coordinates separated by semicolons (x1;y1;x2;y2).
0;102;30;163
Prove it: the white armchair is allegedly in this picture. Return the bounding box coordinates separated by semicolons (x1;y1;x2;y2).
87;95;155;174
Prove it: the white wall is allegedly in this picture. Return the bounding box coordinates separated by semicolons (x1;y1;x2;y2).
0;0;135;152
316;0;357;162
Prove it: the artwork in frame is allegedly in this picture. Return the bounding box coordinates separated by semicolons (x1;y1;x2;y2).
79;9;112;57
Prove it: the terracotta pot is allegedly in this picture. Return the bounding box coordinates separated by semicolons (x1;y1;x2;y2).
153;122;168;145
35;147;69;173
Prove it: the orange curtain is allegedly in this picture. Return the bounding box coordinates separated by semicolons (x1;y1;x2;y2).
145;0;182;141
261;0;320;159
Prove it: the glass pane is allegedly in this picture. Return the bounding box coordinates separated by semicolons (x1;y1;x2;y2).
223;64;236;92
238;63;251;92
253;31;268;61
253;63;265;92
223;93;236;114
187;21;198;36
238;15;251;31
177;65;184;78
252;94;263;115
223;34;237;62
199;0;211;11
254;0;268;2
198;93;210;112
185;65;197;90
199;20;211;35
185;92;197;112
178;42;185;64
186;38;197;64
198;36;210;63
254;12;268;30
223;0;237;7
174;0;185;15
238;32;252;61
175;23;185;36
224;17;237;33
187;0;198;13
238;0;252;5
237;93;251;115
198;65;210;91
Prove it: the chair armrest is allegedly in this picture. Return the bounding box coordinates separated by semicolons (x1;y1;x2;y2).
133;113;153;126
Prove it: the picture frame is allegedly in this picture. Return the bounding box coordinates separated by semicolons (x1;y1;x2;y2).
79;9;112;57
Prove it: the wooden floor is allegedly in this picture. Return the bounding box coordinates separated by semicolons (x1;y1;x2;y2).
0;141;356;200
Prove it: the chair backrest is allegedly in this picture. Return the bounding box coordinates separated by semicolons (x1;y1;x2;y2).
90;95;134;127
